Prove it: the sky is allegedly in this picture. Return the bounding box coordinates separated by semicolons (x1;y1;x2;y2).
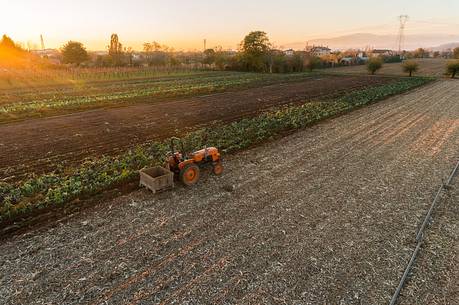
1;0;458;51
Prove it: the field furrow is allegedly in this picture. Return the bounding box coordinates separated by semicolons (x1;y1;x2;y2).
0;75;391;181
1;80;458;305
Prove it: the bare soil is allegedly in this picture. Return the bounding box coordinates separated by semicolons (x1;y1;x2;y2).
0;75;391;181
1;80;458;305
328;58;449;77
399;178;459;305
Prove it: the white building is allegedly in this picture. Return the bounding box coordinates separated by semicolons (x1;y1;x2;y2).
309;46;331;57
370;49;394;57
284;49;295;56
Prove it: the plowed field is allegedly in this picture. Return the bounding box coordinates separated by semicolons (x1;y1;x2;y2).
0;75;391;181
1;80;458;304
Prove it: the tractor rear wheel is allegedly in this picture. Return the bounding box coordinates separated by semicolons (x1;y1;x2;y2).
213;162;224;176
180;163;200;186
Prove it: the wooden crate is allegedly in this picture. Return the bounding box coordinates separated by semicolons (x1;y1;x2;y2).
139;166;174;193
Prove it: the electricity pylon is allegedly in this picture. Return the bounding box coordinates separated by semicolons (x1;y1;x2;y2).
397;15;409;53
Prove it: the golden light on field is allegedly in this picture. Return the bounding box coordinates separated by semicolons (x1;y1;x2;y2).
0;46;24;67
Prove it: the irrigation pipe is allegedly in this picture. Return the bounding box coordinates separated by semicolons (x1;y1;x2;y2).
389;159;459;305
416;160;459;243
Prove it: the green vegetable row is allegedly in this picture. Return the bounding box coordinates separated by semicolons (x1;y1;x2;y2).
0;72;315;119
0;77;433;221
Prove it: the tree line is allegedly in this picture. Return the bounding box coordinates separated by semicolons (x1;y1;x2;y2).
2;32;459;78
59;31;322;73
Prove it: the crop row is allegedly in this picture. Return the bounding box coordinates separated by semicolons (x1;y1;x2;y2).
0;71;240;100
0;72;316;121
3;71;316;105
0;77;433;221
0;66;209;90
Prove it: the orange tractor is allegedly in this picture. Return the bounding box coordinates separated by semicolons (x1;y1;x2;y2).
166;137;223;186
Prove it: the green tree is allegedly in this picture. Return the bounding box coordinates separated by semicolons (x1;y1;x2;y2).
289;53;305;72
304;56;321;71
447;60;459;78
202;49;216;66
367;57;383;75
269;51;287;73
402;60;419;77
0;34;18;49
453;47;459;59
239;31;271;72
214;49;230;70
61;41;89;66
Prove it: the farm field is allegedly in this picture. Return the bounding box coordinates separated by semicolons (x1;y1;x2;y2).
0;67;199;88
0;74;394;182
400;179;459;305
1;80;458;305
0;67;208;89
327;58;449;77
0;70;324;122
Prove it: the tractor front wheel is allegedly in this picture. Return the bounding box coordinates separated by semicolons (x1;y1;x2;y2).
180;163;200;186
213;162;224;176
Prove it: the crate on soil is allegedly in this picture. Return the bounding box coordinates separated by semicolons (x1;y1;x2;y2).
139;166;174;193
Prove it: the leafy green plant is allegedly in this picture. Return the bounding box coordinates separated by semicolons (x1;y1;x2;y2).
0;77;433;221
0;71;317;122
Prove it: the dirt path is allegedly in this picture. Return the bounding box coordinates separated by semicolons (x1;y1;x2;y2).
1;80;458;304
0;75;389;181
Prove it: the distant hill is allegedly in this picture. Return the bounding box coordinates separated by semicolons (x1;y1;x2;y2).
283;33;459;51
431;42;459;51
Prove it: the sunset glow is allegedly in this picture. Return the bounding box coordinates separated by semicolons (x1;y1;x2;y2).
2;0;459;50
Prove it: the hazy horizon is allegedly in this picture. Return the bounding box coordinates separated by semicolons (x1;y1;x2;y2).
2;0;459;51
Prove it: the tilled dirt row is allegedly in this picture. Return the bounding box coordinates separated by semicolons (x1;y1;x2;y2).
0;75;390;181
0;80;458;304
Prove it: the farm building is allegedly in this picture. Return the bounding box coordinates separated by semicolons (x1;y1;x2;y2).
370;49;394;57
309;46;332;57
284;49;295;56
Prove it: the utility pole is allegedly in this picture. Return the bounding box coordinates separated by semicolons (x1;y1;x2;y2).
397;15;409;53
40;34;45;50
